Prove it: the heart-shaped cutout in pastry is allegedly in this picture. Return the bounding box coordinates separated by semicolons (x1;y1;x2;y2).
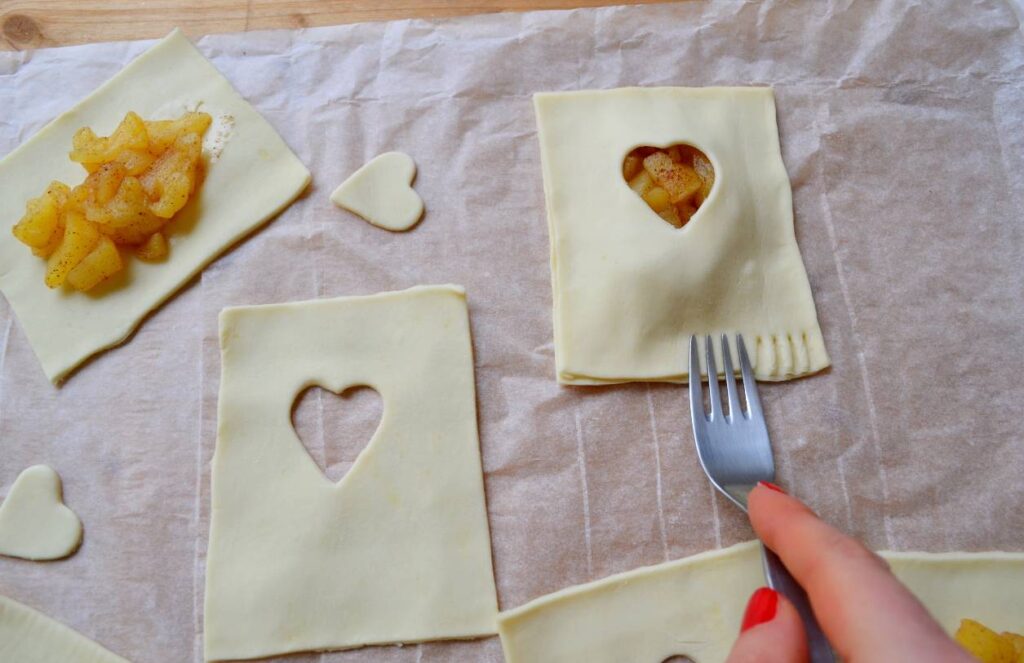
292;385;383;484
330;151;424;232
0;465;83;561
623;145;715;228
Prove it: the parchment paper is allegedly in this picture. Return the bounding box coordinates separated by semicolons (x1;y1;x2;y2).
2;2;1023;661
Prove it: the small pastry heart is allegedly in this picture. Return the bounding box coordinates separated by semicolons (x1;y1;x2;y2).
0;465;82;561
330;151;424;232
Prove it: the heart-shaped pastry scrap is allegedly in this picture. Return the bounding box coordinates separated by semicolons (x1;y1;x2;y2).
623;144;715;228
330;152;424;232
0;465;83;561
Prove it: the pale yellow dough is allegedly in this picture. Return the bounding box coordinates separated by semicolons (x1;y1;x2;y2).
497;540;1024;663
330;151;424;231
204;285;498;661
0;465;82;561
0;29;310;384
0;594;129;662
534;88;829;384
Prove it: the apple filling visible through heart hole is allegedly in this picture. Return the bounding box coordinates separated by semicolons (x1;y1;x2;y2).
623;145;715;228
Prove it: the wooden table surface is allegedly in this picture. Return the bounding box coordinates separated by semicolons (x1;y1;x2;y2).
0;0;666;51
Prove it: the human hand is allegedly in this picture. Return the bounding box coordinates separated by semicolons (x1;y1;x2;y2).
725;482;974;663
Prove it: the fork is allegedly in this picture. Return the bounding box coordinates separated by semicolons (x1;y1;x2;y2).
688;334;835;662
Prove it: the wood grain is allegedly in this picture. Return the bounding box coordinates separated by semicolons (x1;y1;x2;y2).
0;0;667;51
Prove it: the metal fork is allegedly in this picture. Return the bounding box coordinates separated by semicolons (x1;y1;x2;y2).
688;334;835;662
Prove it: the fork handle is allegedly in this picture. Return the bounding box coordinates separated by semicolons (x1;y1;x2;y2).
761;544;836;662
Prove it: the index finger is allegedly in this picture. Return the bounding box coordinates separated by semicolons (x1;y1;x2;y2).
748;484;972;663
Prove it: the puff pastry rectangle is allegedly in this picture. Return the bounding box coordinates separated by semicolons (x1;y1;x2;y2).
534;88;829;384
0;30;310;383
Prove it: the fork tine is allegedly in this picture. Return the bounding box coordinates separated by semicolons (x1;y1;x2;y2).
704;335;722;420
737;334;762;419
688;336;705;420
720;335;741;420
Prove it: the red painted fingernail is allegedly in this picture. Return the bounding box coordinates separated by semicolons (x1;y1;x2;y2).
741;587;779;632
759;480;785;494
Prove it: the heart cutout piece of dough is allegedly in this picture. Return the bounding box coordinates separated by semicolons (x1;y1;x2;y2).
330;152;424;231
0;465;83;560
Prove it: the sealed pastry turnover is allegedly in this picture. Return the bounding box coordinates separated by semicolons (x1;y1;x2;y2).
534;87;829;384
497;541;1024;663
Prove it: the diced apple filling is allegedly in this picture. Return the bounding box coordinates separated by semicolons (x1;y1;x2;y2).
11;111;211;292
623;145;715;228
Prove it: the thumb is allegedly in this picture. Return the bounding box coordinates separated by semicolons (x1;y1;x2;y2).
725;588;808;663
